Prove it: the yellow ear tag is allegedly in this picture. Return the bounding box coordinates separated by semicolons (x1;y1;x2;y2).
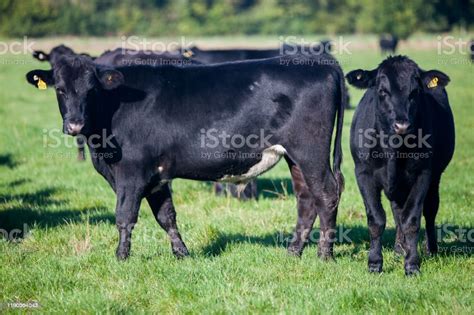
427;77;438;88
37;78;47;90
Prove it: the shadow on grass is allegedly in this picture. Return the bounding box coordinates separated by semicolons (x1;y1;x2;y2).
0;186;114;239
0;153;19;169
201;225;474;258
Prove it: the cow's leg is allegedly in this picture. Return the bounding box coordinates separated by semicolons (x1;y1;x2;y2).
400;172;431;275
146;184;189;258
356;172;385;272
390;202;405;255
423;180;440;256
76;137;86;161
287;156;340;260
115;184;143;260
285;157;318;256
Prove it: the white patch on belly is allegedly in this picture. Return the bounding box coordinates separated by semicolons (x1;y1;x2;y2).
219;145;287;184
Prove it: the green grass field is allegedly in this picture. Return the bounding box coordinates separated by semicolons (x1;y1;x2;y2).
0;36;473;313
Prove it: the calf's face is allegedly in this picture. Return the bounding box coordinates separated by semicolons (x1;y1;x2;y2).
346;57;449;135
26;57;124;135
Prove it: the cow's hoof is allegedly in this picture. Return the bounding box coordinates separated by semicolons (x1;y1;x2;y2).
425;243;438;256
368;263;383;273
405;265;421;276
287;245;303;257
317;250;334;261
116;249;130;261
172;246;189;259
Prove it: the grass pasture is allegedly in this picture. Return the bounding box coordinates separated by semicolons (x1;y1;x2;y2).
0;36;473;313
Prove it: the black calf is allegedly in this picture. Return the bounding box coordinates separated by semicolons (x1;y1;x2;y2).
347;56;455;275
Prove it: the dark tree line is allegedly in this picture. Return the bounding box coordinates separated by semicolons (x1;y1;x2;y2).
0;0;472;38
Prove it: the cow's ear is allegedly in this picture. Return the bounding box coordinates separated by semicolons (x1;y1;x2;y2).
32;50;49;61
96;69;124;90
26;70;54;89
346;69;377;89
421;70;450;91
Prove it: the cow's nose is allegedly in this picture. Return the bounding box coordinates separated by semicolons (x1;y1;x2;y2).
393;122;410;135
67;122;84;135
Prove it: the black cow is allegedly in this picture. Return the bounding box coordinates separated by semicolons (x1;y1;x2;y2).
94;48;199;67
379;34;398;54
182;46;281;63
470;40;474;61
185;42;348;198
26;53;345;260
346;56;455;275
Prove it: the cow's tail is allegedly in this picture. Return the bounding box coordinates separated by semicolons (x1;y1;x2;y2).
333;70;345;200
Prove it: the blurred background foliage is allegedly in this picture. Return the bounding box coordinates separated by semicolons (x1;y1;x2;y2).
0;0;472;38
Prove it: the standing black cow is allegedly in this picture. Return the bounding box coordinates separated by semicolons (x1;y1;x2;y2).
26;53;345;260
379;34;398;54
185;42;348;199
346;56;455;275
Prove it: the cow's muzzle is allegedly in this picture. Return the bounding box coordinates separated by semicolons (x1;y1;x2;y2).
66;121;85;136
393;121;410;135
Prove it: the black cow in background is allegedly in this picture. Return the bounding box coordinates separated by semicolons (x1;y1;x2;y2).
32;44;94;64
346;56;455;275
26;53;346;261
182;46;281;63
470;40;474;61
379;34;398;54
94;48;198;66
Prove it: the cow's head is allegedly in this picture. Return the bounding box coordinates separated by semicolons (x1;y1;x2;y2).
346;56;449;135
26;56;124;136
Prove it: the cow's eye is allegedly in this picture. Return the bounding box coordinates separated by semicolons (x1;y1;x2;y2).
56;88;66;96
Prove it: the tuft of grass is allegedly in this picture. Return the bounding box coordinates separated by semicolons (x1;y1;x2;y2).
0;37;473;313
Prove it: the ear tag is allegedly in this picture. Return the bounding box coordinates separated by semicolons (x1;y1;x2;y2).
34;75;47;90
427;77;438;88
